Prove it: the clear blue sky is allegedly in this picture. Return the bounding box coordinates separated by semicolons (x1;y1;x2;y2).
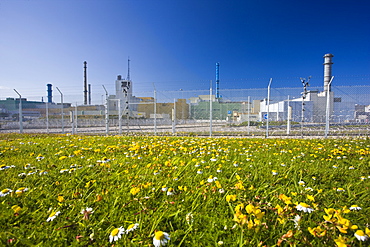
0;0;369;103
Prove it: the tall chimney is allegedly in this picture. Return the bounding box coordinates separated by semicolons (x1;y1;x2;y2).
215;62;220;98
84;61;88;105
323;54;334;92
47;84;52;103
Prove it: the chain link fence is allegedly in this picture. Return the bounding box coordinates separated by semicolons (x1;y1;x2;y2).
1;85;369;137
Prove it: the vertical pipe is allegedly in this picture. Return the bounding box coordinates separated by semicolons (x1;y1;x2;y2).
47;84;52;103
323;54;334;92
83;61;87;104
215;63;220;99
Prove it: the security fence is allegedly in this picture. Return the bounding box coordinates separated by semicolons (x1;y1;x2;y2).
1;85;369;137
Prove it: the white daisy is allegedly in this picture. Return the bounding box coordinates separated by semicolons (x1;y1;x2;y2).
46;211;60;222
354;230;369;241
0;188;12;197
109;226;125;242
125;223;139;234
349;205;362;211
296;203;314;213
153;231;170;247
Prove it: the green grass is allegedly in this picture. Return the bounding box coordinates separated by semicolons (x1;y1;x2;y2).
0;134;369;246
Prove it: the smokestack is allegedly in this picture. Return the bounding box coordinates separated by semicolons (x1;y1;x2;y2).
215;62;220;98
84;61;88;105
47;84;52;103
88;84;91;105
323;54;334;92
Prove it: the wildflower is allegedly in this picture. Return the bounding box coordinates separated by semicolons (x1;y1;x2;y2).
308;226;326;237
349;166;355;169
130;187;140;195
272;170;278;175
305;187;314;192
0;188;12;197
298;180;305;186
153;231;170;247
186;213;193;224
15;187;28;196
218;189;225;193
218;241;224;245
125;223;139;234
197;170;203;174
46;211;60;222
354;230;369;241
166;188;174;196
60;169;69;173
337;188;345;192
312;176;316;180
349;205;362;211
296;203;314;213
207;176;214;183
333;164;338;168
109;226;125;243
292;215;301;229
12;205;22;214
334;235;348;247
81;207;94;220
226;194;237;202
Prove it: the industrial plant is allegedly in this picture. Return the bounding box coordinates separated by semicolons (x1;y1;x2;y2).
0;54;369;134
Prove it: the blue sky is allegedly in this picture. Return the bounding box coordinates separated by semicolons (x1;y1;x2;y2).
0;0;369;103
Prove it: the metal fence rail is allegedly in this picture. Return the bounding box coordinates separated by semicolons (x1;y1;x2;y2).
1;85;369;137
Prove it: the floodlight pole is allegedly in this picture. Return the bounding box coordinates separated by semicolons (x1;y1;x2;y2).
13;89;23;133
56;87;64;134
325;76;334;138
102;85;109;135
266;78;272;138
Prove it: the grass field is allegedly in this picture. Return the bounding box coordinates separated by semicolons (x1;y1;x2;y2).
0;134;369;246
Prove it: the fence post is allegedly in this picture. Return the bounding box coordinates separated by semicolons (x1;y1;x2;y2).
102;85;109;135
209;82;213;137
325;76;334;138
266;78;272;138
56;87;64;134
13;89;23;133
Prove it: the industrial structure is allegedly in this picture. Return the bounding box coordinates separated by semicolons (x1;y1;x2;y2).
0;54;369;126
